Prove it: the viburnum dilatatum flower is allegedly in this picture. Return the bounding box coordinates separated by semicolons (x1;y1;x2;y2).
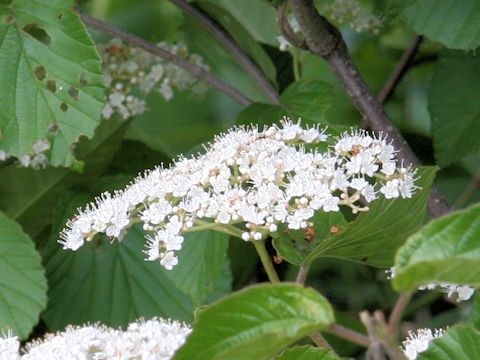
60;118;418;270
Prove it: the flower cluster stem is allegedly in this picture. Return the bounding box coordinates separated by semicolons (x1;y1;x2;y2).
252;239;280;283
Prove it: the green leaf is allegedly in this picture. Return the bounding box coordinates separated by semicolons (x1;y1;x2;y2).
198;0;277;86
281;81;333;123
429;50;480;166
0;0;104;167
214;0;278;46
277;345;339;360
236;80;336;128
173;283;335;360
393;202;480;292
468;294;480;330
273;212;347;266
417;325;480;360
163;230;230;305
236;103;287;127
0;119;127;237
305;167;437;267
401;0;480;50
0;211;47;339
42;193;193;330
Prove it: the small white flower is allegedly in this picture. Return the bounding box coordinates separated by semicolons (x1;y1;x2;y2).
161;251;178;270
402;328;444;360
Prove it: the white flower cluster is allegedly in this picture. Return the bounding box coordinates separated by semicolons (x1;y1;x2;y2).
402;328;445;360
387;267;475;302
0;318;190;360
419;283;475;303
323;0;383;34
99;39;209;120
0;139;51;169
59;119;417;270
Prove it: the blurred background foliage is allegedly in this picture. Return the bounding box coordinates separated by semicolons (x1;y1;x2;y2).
0;0;479;357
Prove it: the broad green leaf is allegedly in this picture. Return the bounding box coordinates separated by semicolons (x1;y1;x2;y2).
469;294;480;330
277;345;339;360
236;103;287;127
417;325;480;360
228;237;258;289
0;119;127;237
281;81;333;123
393;202;480;292
0;0;104;167
0;211;47;339
236;80;336;127
401;0;480;50
42;193;193;330
429;50;480;166
305;167;437;267
214;0;278;46
272;212;347;266
163;230;230;305
198;0;277;86
173;283;335;360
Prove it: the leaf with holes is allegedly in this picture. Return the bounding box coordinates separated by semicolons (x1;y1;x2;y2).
0;0;104;167
304;167;437;268
163;230;230;305
429;50;480;166
173;283;334;360
401;0;480;50
393;202;480;292
0;210;47;339
42;193;193;330
277;345;339;360
417;325;480;360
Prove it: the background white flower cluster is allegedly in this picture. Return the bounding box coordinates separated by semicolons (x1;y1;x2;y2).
99;39;209;120
323;0;383;34
59;119;418;270
402;328;445;360
0;317;190;360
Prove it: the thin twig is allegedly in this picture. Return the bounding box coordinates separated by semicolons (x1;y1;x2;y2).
288;0;452;219
296;264;310;284
455;171;480;208
388;292;412;338
309;332;335;351
170;0;279;104
377;36;423;104
76;9;252;106
329;324;370;347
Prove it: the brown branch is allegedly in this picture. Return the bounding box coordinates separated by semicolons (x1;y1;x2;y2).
76;9;252;106
329;324;370;348
170;0;279;104
289;0;452;218
377;36;423;104
388;292;412;338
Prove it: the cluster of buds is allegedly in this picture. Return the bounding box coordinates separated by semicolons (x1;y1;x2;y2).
59;119;418;270
323;0;383;34
0;139;51;169
0;318;190;359
99;39;209;120
401;328;445;359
